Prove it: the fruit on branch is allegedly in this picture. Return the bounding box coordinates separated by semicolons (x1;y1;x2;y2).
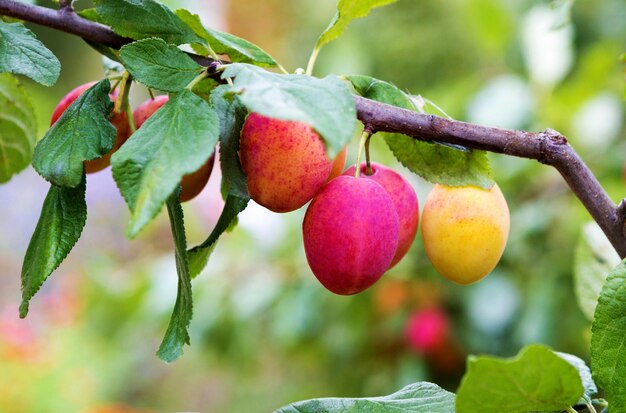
404;307;450;354
133;95;215;202
421;184;510;285
344;162;419;267
239;113;340;212
302;175;399;295
51;82;131;174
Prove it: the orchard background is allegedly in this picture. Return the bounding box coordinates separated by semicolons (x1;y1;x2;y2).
0;0;625;412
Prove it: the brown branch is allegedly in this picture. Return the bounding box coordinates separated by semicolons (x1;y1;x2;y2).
1;0;625;258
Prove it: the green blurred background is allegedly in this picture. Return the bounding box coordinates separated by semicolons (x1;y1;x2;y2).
0;0;624;412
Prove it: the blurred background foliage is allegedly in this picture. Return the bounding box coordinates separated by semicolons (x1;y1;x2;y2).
0;0;625;412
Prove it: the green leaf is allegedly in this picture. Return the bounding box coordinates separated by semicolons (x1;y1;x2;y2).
223;64;356;156
0;73;37;183
347;75;494;188
210;85;248;198
315;0;398;49
456;344;584;413
188;194;249;279
111;89;219;237
0;20;60;86
20;178;87;317
157;190;193;362
32;79;116;188
275;381;455;413
120;38;203;92
556;352;598;404
175;9;277;67
591;260;626;412
574;222;620;321
94;0;202;45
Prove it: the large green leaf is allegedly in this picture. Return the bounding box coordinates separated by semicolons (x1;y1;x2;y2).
0;20;60;86
222;64;356;156
591;260;626;412
556;352;598;405
347;75;494;188
20;178;87;317
119;38;203;92
0;73;37;183
456;344;583;413
111;89;219;237
316;0;398;49
175;9;277;67
210;85;248;198
574;222;620;321
188;194;249;279
32;79;116;188
157;191;193;362
275;382;455;413
94;0;202;45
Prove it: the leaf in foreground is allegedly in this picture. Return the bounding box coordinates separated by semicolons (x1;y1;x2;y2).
176;9;277;67
111;89;218;238
574;222;620;321
20;178;87;317
94;0;201;45
556;352;598;404
120;38;203;92
455;344;583;413
0;20;60;86
223;63;356;156
591;259;626;412
32;79;116;188
188;194;249;279
0;73;37;183
275;381;455;413
315;0;399;49
157;191;193;362
347;75;493;189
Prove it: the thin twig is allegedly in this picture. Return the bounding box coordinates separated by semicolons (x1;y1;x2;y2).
1;0;624;257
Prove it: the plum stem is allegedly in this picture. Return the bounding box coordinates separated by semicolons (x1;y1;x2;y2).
355;131;371;179
364;134;373;175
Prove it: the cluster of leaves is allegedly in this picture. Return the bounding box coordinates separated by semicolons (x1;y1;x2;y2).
0;0;625;411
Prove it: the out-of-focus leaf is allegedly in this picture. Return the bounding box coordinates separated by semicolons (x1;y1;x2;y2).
111;89;218;237
32;79;115;188
347;75;493;188
574;222;620;320
591;260;626;412
316;0;398;49
157;191;193;362
20;178;87;317
120;38;203;92
275;382;455;413
176;9;277;67
0;73;37;183
0;20;60;86
223;64;356;157
456;344;583;413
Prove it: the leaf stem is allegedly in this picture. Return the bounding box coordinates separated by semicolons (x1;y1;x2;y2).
305;46;321;76
354;130;371;178
113;70;131;114
565;407;577;413
186;69;210;91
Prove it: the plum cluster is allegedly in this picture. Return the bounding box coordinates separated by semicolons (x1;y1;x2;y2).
51;84;509;292
239;114;510;294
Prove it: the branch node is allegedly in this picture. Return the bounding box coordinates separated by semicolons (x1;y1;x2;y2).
59;0;73;13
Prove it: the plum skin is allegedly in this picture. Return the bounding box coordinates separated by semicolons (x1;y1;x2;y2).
133;95;215;202
302;175;400;295
344;162;419;268
239;112;338;213
421;183;510;285
50;82;131;174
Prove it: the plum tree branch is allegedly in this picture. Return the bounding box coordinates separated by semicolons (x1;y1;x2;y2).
1;0;625;258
